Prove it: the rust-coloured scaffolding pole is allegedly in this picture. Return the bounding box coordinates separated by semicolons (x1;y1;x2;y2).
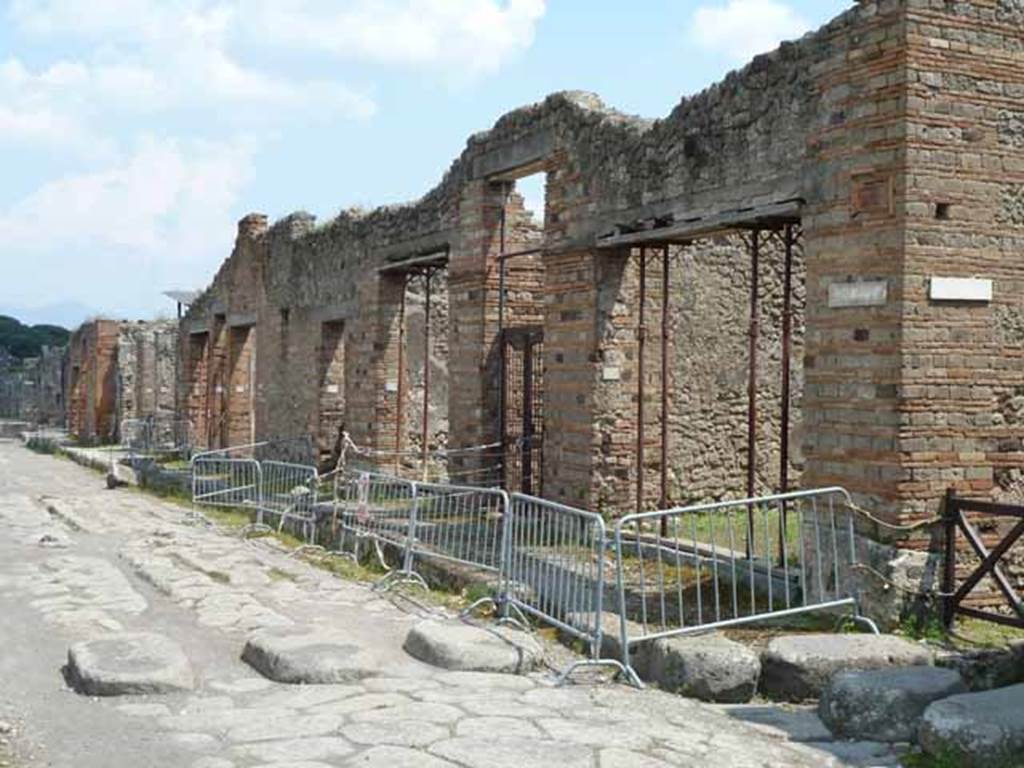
395;279;407;475
421;271;433;480
746;230;761;499
778;224;795;561
746;230;761;557
660;246;670;535
780;224;794;495
522;336;535;495
497;189;508;488
637;248;648;515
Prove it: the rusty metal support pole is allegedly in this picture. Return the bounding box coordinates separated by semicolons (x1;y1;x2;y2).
660;246;670;535
779;225;794;560
422;271;432;480
637;248;648;515
522;337;535;495
746;231;761;556
780;226;794;494
395;279;407;475
498;190;508;488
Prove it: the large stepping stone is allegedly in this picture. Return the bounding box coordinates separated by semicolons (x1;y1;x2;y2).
646;632;761;703
403;620;542;674
67;632;194;696
562;612;652;676
919;683;1024;767
242;627;380;684
819;666;966;742
761;634;933;702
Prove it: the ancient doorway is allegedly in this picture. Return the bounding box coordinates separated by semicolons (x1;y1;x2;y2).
502;326;544;495
317;319;346;469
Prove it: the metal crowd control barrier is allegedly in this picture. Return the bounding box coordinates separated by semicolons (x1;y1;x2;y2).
409;481;507;572
500;494;633;683
337;432;504;486
256;461;319;543
191;454;262;512
613;487;879;685
331;470;420;586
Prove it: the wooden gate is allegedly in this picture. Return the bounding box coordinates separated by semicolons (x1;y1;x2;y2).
943;491;1024;629
502;326;544;495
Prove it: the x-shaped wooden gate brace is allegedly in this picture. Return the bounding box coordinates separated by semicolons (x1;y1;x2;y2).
943;490;1024;629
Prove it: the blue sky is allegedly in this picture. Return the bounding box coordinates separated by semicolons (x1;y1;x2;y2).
0;0;851;327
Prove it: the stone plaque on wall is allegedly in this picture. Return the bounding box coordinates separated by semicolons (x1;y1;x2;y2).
828;280;889;308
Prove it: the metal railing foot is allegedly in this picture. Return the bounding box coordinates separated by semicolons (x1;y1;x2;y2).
372;569;429;594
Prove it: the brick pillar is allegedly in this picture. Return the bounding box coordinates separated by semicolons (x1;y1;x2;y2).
353;272;404;460
899;1;1024;516
801;3;909;525
449;180;506;461
542;247;632;512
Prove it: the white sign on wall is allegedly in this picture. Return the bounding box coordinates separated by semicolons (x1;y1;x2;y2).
929;277;993;302
828;280;889;308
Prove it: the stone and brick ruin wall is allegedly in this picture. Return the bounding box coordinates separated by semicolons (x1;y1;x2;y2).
65;320;120;443
60;318;176;444
0;346;64;424
116;320;180;440
179;0;1024;569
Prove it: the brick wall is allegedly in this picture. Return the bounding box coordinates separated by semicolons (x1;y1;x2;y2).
116;320;178;430
64;320;120;443
175;1;1023;555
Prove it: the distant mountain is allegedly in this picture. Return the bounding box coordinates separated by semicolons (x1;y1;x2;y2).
0;315;70;359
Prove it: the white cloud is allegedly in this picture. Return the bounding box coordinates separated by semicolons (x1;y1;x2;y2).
0;0;546;316
10;0;547;79
0;136;254;252
690;0;810;62
0;137;256;311
240;0;547;77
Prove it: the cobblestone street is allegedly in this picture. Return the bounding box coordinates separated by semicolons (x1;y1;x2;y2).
0;441;907;767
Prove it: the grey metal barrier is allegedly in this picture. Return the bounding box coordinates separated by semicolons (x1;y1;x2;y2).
191;454;262;512
331;469;419;587
406;480;507;576
256;460;319;543
613;487;880;686
337;432;503;487
500;493;634;683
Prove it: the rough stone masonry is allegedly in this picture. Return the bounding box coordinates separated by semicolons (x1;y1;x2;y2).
168;0;1023;621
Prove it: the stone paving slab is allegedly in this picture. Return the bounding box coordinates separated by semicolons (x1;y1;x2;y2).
761;633;933;701
919;683;1024;766
66;632;194;696
403;619;543;674
242;628;383;684
819;666;966;743
646;632;761;703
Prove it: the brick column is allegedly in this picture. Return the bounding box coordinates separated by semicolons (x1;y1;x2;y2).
801;3;909;525
449;180;506;458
